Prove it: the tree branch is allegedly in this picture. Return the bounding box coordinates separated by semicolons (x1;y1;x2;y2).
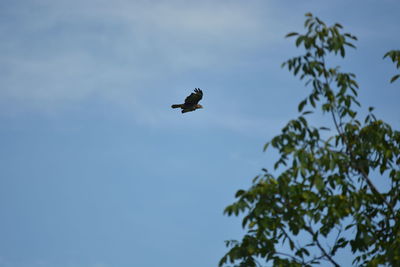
357;166;395;218
304;226;340;267
275;251;304;265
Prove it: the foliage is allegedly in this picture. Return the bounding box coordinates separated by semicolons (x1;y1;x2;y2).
220;13;400;267
383;50;400;83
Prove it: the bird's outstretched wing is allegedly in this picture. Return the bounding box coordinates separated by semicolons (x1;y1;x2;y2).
184;88;203;105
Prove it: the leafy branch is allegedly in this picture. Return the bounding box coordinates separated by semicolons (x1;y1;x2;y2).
383;50;400;83
220;13;400;267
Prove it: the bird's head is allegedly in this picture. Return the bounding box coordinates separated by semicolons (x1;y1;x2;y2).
195;104;203;109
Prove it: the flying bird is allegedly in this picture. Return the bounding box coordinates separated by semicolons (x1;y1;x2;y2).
171;88;204;113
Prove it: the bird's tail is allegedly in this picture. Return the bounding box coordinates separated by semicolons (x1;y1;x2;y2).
171;104;182;108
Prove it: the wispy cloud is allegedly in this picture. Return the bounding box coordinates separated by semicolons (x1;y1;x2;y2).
0;0;286;122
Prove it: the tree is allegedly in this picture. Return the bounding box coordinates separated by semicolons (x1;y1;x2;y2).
220;13;400;267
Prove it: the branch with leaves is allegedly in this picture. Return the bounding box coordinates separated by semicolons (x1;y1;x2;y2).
383;50;400;83
220;13;400;267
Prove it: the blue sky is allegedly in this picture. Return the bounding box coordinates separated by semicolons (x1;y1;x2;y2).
0;1;399;266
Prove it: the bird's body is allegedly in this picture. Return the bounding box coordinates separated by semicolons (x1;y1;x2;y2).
171;88;203;113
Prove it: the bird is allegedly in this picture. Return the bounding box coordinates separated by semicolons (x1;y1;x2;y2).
171;88;204;113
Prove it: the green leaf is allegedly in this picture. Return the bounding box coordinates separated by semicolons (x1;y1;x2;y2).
390;74;400;83
298;99;307;112
298;116;308;126
263;142;270;151
286;32;299;38
314;175;324;191
340;47;345;58
335;23;343;29
345;42;356;48
295;36;305;47
302;111;313;115
235;190;246;198
309;95;316;108
383;51;390;59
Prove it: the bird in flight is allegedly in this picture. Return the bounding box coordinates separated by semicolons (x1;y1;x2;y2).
171;88;203;113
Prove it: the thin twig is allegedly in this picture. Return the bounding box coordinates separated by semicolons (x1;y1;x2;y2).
275;251;304;265
304;226;341;267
